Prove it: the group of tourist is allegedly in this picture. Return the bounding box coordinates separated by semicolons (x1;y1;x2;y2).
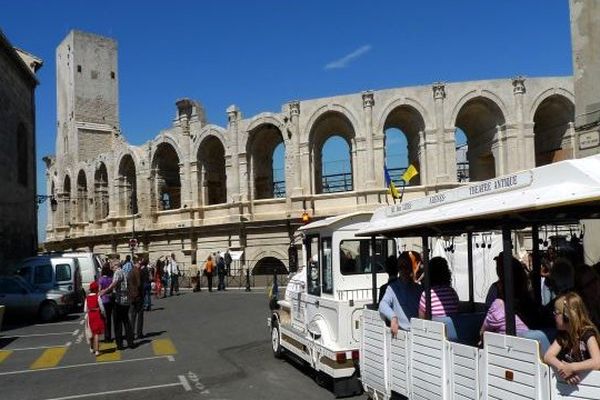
196;250;231;292
84;254;158;355
378;247;600;384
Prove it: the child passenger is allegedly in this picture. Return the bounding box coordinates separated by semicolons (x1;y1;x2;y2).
544;292;600;385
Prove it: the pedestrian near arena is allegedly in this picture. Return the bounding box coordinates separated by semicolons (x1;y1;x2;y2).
154;257;164;300
140;259;152;311
224;249;232;276
168;253;181;296
85;281;106;356
98;262;114;342
204;255;214;292
100;262;134;350
129;261;144;340
217;255;226;291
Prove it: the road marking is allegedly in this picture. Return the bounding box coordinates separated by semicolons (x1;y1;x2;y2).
178;375;192;391
4;344;69;352
0;355;174;376
152;338;177;355
41;380;188;400
95;342;121;362
1;332;75;339
30;347;68;369
72;329;80;336
0;350;12;364
35;321;82;327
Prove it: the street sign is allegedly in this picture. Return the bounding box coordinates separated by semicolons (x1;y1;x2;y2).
129;238;138;249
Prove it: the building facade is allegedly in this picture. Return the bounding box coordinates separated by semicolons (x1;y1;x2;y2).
0;30;42;264
44;30;582;273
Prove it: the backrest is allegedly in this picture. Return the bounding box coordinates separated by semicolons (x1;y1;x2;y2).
433;312;485;345
518;329;552;355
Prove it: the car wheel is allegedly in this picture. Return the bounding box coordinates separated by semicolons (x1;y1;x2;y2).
271;319;283;358
39;301;58;323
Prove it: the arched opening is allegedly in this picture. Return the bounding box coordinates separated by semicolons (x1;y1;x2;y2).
273;143;285;198
383;105;424;187
17;123;28;186
118;155;138;215
76;170;88;223
455;128;469;182
152;143;181;211
455;97;505;181
310;111;355;194
252;256;288;275
63;175;71;226
94;163;109;221
533;95;575;167
197;136;226;205
247;124;284;199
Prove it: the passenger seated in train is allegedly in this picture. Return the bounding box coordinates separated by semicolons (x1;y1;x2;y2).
573;263;600;331
544;292;600;385
418;257;459;318
480;253;538;341
379;251;422;335
378;255;398;304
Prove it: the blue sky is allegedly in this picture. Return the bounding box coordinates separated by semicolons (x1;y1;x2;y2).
0;1;572;241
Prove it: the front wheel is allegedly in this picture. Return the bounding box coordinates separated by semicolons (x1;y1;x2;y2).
39;302;59;323
271;320;284;358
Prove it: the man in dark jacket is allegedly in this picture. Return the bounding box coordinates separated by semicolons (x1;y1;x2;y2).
217;255;227;291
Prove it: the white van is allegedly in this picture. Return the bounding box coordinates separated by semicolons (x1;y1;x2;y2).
61;253;102;291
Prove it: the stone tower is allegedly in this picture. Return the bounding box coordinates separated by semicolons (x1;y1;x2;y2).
56;30;119;166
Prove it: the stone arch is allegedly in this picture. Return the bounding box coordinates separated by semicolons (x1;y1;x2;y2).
246;113;286;138
94;162;109;221
452;93;506;181
151;142;181;211
150;134;185;163
307;106;358;194
76;169;88;223
246;122;285;199
529;88;575;121
252;257;288;275
62;174;72;226
376;97;430;135
248;248;289;274
192;125;227;157
117;154;138;215
197;135;227;205
532;93;575;166
381;103;426;186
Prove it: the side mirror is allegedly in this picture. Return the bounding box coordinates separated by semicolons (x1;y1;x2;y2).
288;246;298;273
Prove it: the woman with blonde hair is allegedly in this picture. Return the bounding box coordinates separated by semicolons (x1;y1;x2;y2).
544;292;600;384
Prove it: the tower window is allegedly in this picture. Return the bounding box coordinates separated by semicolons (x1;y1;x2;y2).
77;65;82;73
91;70;98;79
111;71;115;79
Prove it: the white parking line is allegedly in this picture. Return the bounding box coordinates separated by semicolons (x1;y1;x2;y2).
35;321;82;327
178;374;192;391
0;355;174;376
42;380;187;400
3;343;70;351
0;332;75;339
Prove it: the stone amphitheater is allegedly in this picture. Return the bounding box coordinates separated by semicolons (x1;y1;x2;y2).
44;30;579;277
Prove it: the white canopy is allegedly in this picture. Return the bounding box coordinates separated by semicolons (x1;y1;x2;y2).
358;155;600;237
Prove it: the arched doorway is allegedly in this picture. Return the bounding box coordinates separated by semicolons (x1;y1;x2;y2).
152;143;181;211
118;155;138;215
252;257;288;275
197;136;227;205
76;170;87;223
247;124;285;199
533;95;575;166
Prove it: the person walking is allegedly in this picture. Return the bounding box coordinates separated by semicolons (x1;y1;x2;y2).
154;257;164;300
140;259;152;311
224;249;232;276
204;255;214;292
85;281;105;356
168;253;180;296
100;262;134;350
128;261;144;340
98;262;114;342
217;255;226;291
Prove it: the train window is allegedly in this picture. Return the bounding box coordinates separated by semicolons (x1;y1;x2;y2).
340;239;395;275
321;237;333;294
306;236;320;296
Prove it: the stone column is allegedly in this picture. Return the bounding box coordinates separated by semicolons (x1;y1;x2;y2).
362;91;376;188
432;82;446;182
418;130;427;186
289;101;303;197
512;76;527;171
226;105;241;203
190;161;200;208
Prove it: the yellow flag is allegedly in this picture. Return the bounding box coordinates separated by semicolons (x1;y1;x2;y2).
402;164;419;183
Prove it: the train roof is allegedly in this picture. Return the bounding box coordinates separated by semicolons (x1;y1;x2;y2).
358;154;600;237
298;211;373;234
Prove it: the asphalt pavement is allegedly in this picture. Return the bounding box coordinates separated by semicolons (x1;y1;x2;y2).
0;288;363;400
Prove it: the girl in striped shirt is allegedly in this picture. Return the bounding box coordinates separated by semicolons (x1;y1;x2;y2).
418;257;459;318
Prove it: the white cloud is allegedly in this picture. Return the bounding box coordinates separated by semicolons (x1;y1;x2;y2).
324;45;372;70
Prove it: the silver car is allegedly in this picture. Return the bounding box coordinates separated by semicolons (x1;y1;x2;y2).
0;276;73;323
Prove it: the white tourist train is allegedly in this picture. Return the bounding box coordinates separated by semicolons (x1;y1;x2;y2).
269;154;600;399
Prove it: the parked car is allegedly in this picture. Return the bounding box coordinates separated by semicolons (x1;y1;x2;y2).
60;252;102;291
15;256;83;311
0;276;73;322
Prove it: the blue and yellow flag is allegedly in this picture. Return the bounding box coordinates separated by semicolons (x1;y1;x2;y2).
402;164;419;184
384;165;401;199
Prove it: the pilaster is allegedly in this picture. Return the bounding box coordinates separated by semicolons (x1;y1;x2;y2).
226;105;241;203
289;101;303;197
512;76;527;171
362;91;376;189
432;82;449;183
